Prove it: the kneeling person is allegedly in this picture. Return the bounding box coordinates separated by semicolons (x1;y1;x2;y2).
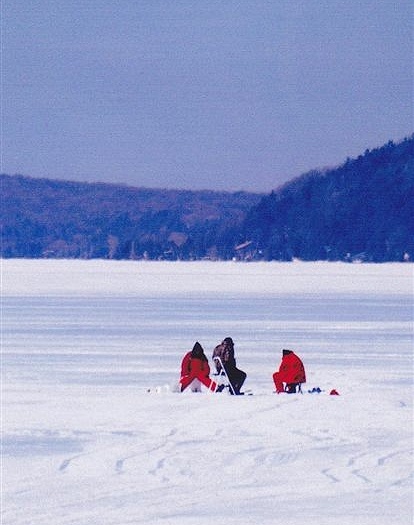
180;342;218;393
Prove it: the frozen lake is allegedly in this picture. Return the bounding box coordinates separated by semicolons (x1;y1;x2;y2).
2;260;413;525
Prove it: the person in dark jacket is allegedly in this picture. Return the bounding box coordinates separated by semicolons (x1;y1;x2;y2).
180;342;218;393
273;349;306;393
212;337;246;395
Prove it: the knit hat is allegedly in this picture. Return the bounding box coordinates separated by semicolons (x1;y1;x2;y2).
191;341;204;357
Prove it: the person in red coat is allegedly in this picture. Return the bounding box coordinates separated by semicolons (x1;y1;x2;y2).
273;349;306;393
180;342;218;393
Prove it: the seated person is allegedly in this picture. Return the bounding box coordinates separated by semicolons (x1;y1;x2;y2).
212;337;246;395
273;349;306;393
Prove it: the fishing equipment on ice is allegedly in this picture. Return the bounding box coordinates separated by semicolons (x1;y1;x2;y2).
308;387;322;394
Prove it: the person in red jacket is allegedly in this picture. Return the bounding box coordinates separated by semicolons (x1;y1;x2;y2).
273;349;306;393
180;342;218;393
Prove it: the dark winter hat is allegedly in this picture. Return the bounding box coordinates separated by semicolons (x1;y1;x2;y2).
191;341;208;361
223;337;234;346
282;349;293;356
192;341;204;353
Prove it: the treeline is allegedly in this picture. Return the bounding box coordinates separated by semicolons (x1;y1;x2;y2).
241;136;414;262
1;136;413;262
0;176;261;260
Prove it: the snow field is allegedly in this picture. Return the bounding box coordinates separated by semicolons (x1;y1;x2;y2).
2;260;413;524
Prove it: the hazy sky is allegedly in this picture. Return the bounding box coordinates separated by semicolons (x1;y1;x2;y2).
3;0;413;192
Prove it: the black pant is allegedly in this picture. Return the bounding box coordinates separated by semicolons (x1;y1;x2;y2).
286;383;300;393
225;366;246;395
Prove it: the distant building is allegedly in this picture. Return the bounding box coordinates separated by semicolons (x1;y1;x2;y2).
234;240;260;261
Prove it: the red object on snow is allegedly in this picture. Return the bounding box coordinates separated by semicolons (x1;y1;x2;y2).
329;389;340;395
273;350;306;393
180;351;217;392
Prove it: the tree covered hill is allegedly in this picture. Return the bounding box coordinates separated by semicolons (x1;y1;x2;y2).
0;176;262;260
1;136;413;262
241;136;414;262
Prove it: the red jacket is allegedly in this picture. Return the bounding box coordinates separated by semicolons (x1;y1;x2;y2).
181;352;211;378
277;352;306;384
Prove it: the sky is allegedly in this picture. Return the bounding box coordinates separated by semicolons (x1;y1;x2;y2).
2;0;413;192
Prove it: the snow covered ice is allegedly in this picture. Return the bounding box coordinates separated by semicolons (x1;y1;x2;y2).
2;260;413;525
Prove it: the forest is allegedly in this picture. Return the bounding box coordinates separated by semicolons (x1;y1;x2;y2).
241;136;414;262
1;136;413;262
0;176;261;260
